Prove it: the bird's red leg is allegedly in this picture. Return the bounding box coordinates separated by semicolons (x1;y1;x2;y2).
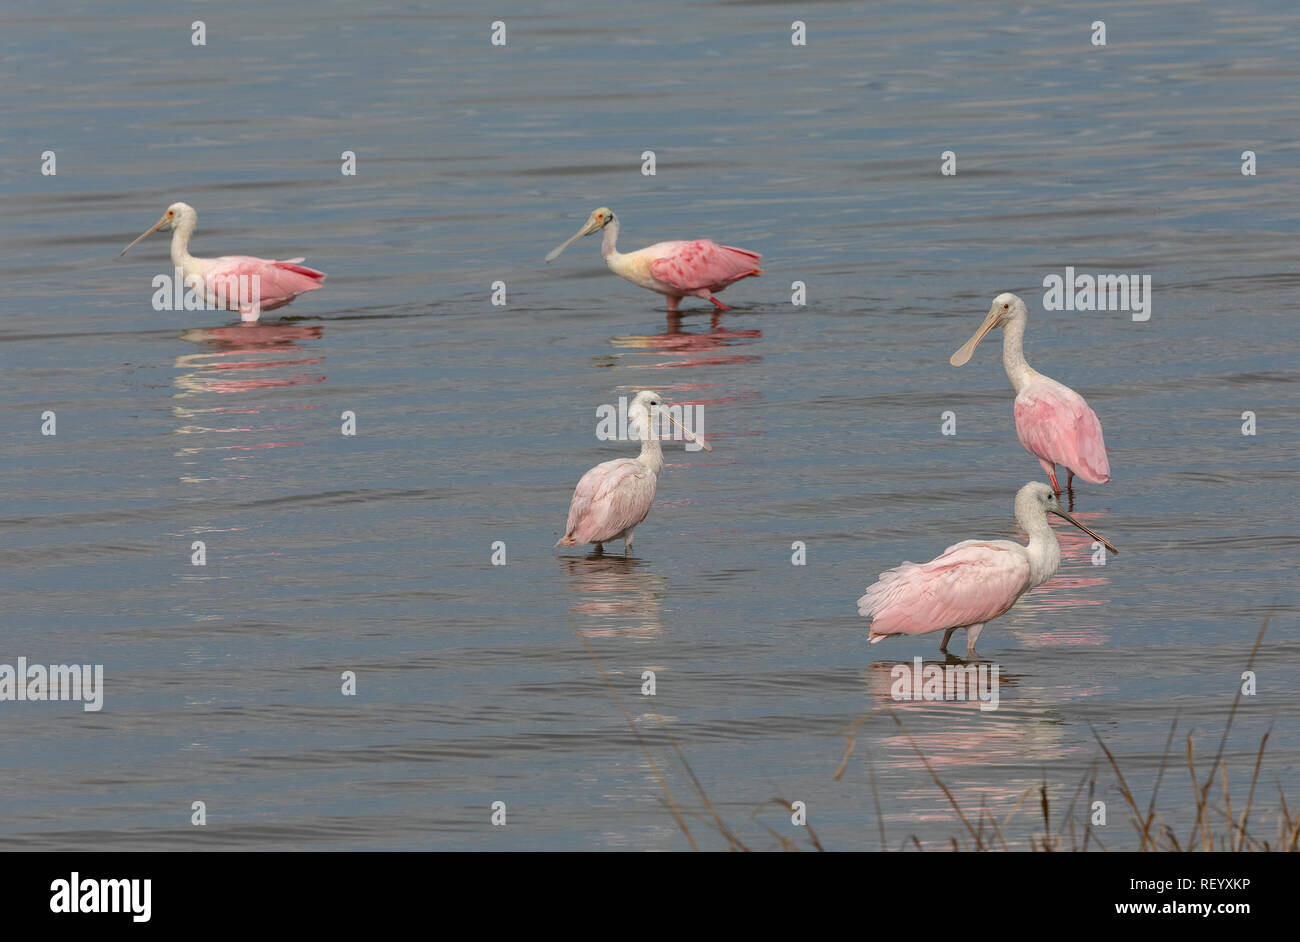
1067;470;1075;491
666;296;680;315
1048;470;1061;496
707;293;730;311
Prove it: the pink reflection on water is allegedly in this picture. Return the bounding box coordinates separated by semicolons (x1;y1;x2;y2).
853;662;1107;789
610;311;762;370
560;554;665;639
172;322;327;471
174;323;326;396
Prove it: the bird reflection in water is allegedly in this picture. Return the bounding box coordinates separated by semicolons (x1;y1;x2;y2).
609;311;761;371
560;553;666;639
855;660;1046;795
852;657;1106;829
174;322;326;397
862;658;1021;712
171;322;327;475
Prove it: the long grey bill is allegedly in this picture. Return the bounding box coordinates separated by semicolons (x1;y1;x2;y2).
545;225;588;263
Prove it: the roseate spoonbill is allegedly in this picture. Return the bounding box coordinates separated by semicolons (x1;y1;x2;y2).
120;202;325;323
545;208;762;313
951;292;1110;495
858;482;1117;655
556;390;710;554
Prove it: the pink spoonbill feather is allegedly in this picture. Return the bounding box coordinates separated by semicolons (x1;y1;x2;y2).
545;208;762;314
858;481;1117;655
951;293;1110;495
120;202;325;323
556;390;711;554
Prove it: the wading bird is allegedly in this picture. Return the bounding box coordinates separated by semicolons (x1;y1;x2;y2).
951;293;1110;495
120;202;325;323
545;208;762;314
556;390;710;554
858;482;1117;655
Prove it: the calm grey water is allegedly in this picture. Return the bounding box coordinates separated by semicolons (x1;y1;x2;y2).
2;1;1297;850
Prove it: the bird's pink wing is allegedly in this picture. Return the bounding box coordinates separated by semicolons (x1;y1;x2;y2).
649;240;762;292
858;541;1031;636
207;256;325;305
1014;380;1110;483
561;459;658;545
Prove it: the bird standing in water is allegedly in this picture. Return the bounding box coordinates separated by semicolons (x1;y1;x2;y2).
121;202;325;323
951;293;1110;495
557;390;710;554
546;208;762;314
858;482;1117;655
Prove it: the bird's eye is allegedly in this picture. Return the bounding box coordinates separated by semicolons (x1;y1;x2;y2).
1002;303;1009;310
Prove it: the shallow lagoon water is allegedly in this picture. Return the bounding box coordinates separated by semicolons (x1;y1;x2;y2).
1;1;1297;849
